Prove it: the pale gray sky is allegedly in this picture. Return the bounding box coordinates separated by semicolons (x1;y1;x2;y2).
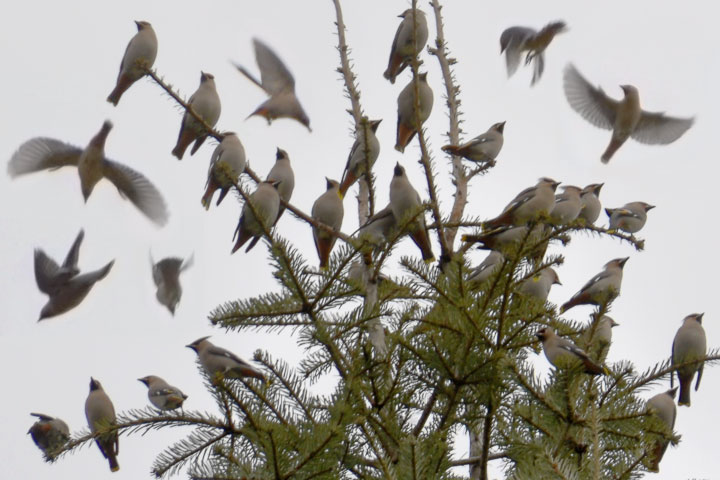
0;1;716;478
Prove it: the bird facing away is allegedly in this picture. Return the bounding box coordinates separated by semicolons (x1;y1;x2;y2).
186;336;266;382
312;178;344;269
389;163;434;262
151;253;193;315
468;250;505;285
28;413;70;457
518;267;561;301
560;257;628;313
202;132;246;210
234;38;311;130
171;72;222;160
535;327;607;375
384;8;429;84
441;121;505;165
395;72;434;153
8;120;169;225
107;20;158;106
549;185;583;224
138;375;188;411
484;177;560;229
266;148;295;224
232;180;281;254
339;118;382;197
605;201;655;234
578;183;604;225
672;313;707;406
563;63;694;163
500;21;567;86
646;387;677;473
85;378;119;472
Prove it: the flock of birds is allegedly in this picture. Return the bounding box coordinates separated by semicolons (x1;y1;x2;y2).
12;8;703;476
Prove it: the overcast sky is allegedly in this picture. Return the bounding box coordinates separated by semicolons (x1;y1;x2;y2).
0;0;716;478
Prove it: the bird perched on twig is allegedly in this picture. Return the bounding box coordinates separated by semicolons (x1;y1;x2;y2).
202;133;246;210
484;178;560;229
28;413;70;457
85;378;119;472
500;21;567;86
560;257;628;313
442;122;505;165
172;72;221;160
232;180;281;254
389;163;434;262
339;119;381;197
395;72;433;153
107;20;157;106
312;178;344;269
186;336;266;382
535;327;608;375
578;183;604;225
384;8;428;84
646;387;678;472
605;201;654;234
672;313;707;406
138;376;188;411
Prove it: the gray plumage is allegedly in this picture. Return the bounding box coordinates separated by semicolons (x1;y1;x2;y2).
138;375;188;411
186;336;266;382
107;21;158;106
151;253;193;315
85;378;119;472
468;251;505;285
518;267;561;301
232;180;281;254
500;21;567;85
579;183;603;225
672;313;707;406
584;315;618;362
549;185;583;224
339;119;381;197
485;177;560;228
172;72;222;160
34;230;84;294
560;257;628;313
535;327;607;375
646;387;677;472
384;8;429;84
441;121;505;164
201;132;246;210
395;72;434;153
28;413;70;456
357;204;397;249
389;163;434;262
462;224;543;251
312;178;344;269
266;148;294;224
606;201;654;234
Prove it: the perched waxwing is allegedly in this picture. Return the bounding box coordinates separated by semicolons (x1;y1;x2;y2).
549;185;583;224
468;251;505;285
605;201;655;234
578;183;604;225
150;253;193;315
339;119;382;197
389;163;434;262
28;413;70;456
138;376;188;411
8;121;169;225
202;133;246;210
85;378;119;472
535;327;607;375
672;313;707;406
646;387;678;472
583;315;618;362
395;72;434;153
172;72;222;160
186;336;266;382
107;21;158;106
266;148;294;223
383;8;428;84
500;21;567;85
312;178;344;269
232;180;281;254
441;122;505;165
234;38;311;130
518;267;561;301
484;178;560;229
462;224;543;251
563;64;694;163
357;204;397;258
560;257;628;313
33;230;84;295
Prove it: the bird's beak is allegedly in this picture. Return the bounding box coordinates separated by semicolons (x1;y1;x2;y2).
618;257;629;267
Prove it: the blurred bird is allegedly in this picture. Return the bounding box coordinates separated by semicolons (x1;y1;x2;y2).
232;180;281;254
138;376;188;411
266;148;294;223
389;163;434;262
172;72;221;160
441;121;505;165
312;178;344;269
85;378;119;472
186;336;266;382
500;21;567;86
518;267;561;301
560;257;628;313
563;63;694;163
107;21;158;106
646;387;678;472
384;8;428;84
536;327;607;375
589;315;618;361
484;177;560;229
468;250;505;285
202;133;246;210
672;313;707;406
549;185;583;224
605;201;655;234
28;413;70;456
150;253;193;315
234;38;311;130
33;230;84;294
339;119;382;197
357;204;396;247
8;120;169;225
578;183;604;225
395;72;434;153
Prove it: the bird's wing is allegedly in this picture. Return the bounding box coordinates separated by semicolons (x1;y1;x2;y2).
500;27;534;77
557;338;591;360
8;137;82;177
207;344;254;368
61;230;85;272
72;260;115;286
563;64;617;130
34;249;61;294
181;252;195;272
530;52;544;86
252;38;295;94
579;269;611;291
103;159;169;226
631;111;694;145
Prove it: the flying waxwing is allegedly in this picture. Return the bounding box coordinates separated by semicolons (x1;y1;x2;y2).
549;185;583;224
150;253;193;315
518;267;561;301
395;72;434;153
535;327;607;375
560;257;628;313
171;72;221;160
579;183;603;225
28;413;70;456
646;387;677;472
484;178;560;229
232;180;281;254
672;313;707;406
85;378;119;472
266;148;294;224
563;64;694;163
441;122;505;165
138;376;188;411
468;251;505;285
33;230;84;295
8;121;169;225
202;133;246;209
606;201;655;234
186;336;266;382
500;21;567;86
312;179;344;269
462;224;544;251
389;163;434;262
339;119;382;197
107;21;157;106
384;8;429;84
234;38;311;130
